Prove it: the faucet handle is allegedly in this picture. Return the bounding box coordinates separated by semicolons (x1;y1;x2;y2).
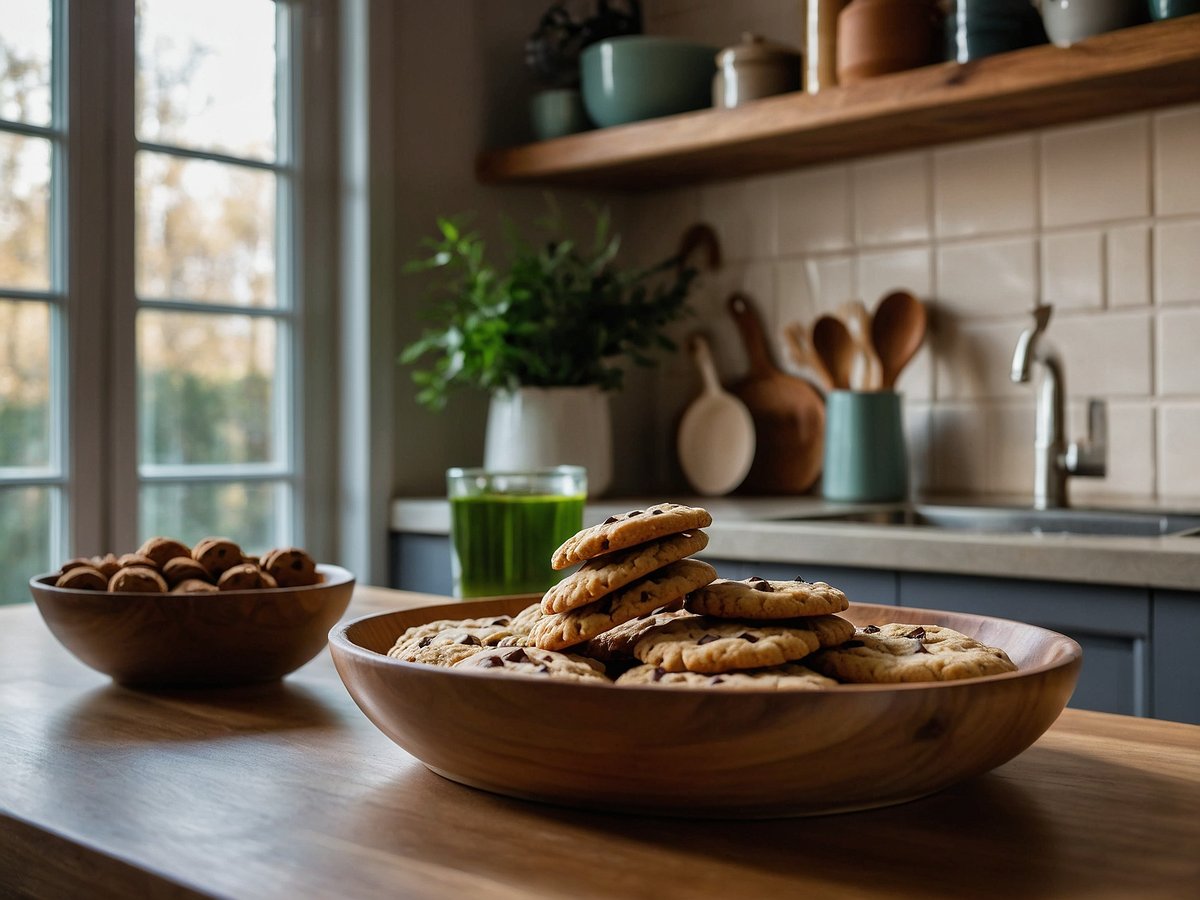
1065;398;1107;478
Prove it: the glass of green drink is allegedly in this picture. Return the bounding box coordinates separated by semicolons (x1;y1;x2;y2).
446;466;587;598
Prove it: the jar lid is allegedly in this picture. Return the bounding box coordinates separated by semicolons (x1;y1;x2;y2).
716;32;802;66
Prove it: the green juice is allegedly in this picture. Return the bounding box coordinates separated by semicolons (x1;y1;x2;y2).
450;492;586;597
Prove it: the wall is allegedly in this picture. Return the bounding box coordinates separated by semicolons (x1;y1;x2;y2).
391;0;652;496
629;0;1200;505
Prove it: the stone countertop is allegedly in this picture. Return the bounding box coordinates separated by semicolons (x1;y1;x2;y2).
391;496;1200;591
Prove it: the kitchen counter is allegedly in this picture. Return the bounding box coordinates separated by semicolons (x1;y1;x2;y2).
393;496;1200;590
4;587;1199;899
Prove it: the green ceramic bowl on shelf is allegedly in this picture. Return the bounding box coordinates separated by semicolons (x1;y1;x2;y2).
581;35;717;128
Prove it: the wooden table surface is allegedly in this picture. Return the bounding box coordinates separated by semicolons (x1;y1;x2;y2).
2;586;1199;899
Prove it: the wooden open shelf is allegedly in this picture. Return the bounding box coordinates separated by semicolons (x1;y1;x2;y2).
476;15;1200;190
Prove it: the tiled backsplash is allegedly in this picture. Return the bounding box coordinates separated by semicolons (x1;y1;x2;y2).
622;94;1200;503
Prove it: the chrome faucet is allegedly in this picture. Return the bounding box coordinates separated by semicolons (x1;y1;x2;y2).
1010;304;1107;510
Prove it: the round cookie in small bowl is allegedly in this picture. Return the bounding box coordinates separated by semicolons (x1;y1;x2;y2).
30;539;354;688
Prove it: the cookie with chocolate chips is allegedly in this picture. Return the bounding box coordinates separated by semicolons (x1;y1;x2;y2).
541;530;709;614
632;615;853;673
550;503;712;571
453;646;611;683
809;623;1018;683
530;559;717;651
582;606;696;662
615;662;837;690
685;576;849;620
386;615;519;664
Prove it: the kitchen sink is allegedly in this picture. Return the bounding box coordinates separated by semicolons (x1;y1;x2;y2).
785;504;1200;537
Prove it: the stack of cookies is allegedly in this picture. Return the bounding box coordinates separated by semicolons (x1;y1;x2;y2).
527;502;717;656
381;499;1019;689
613;575;854;689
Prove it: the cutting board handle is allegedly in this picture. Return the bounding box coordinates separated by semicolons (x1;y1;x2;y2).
689;333;723;395
728;292;774;377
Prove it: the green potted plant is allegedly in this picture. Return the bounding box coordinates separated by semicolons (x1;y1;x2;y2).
400;203;709;495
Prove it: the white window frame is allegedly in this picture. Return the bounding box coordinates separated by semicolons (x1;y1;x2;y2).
61;0;339;561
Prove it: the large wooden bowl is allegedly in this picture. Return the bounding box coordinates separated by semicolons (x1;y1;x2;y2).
330;597;1081;818
29;564;354;688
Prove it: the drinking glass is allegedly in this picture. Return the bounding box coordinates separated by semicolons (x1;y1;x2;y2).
447;466;587;598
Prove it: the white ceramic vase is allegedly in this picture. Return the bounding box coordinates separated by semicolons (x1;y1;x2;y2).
483;386;613;497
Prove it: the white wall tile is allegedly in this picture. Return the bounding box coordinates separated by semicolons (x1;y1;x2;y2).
1155;219;1200;305
1069;402;1155;503
1041;116;1150;227
777;165;852;255
776;254;855;323
700;175;779;263
984;402;1036;496
857;247;932;308
1052;310;1152;398
1157;308;1200;396
934;135;1037;238
1107;224;1151;308
853;152;930;247
1158;404;1200;499
1155;104;1200;216
903;402;933;496
936;237;1037;317
934;316;1028;401
930;405;989;494
1042;230;1103;310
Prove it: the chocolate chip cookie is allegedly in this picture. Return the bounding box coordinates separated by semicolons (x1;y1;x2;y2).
632;616;853;673
541;530;709;614
582;607;696;662
551;503;712;570
387;615;518;664
530;559;717;651
809;623;1018;683
685;576;849;619
616;662;837;690
453;646;611;683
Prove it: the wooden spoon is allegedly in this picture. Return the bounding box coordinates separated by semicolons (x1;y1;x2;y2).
783;322;834;392
839;299;884;390
812;314;856;391
871;290;927;390
676;332;756;496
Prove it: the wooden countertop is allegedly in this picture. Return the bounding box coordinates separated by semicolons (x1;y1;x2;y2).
3;586;1199;899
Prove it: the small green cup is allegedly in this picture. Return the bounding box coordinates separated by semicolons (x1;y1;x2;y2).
447;466;586;598
822;391;908;503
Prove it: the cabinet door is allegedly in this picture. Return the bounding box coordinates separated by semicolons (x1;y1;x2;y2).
899;573;1151;717
389;533;453;596
699;559;898;605
1151;591;1200;726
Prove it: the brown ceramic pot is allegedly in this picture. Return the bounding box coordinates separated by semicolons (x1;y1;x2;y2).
836;0;944;86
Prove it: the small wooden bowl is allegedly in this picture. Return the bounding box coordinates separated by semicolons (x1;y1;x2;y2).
330;598;1081;818
29;564;355;688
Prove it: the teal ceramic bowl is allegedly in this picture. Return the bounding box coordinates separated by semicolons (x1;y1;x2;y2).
581;36;717;128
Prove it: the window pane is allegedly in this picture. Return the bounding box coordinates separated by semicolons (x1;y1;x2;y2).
140;480;286;553
0;132;51;291
0;485;53;604
0;299;51;467
0;0;52;126
135;0;277;161
138;310;280;466
135;151;276;305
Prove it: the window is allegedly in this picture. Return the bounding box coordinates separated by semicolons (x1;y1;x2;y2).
0;0;335;603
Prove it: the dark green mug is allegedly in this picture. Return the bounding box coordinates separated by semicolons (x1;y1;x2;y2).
822;391;908;503
1148;0;1200;20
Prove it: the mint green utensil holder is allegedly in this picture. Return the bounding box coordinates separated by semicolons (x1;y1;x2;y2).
822;391;908;502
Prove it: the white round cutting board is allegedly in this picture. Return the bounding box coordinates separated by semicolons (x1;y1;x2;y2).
677;333;756;496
